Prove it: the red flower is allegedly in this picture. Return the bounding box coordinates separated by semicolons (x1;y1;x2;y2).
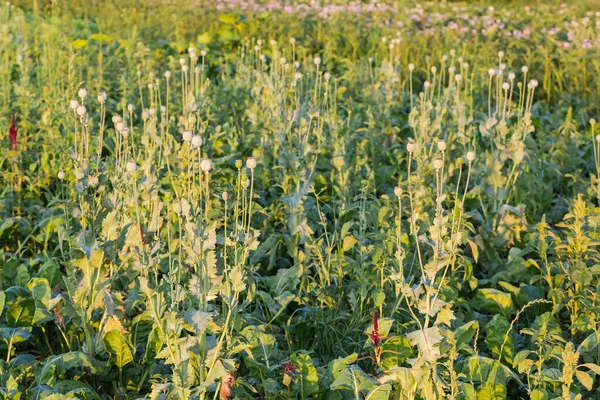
9;114;17;151
369;312;381;346
282;361;298;375
139;225;147;246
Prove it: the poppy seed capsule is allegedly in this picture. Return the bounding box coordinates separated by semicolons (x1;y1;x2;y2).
235;159;243;169
58;171;65;180
112;115;121;124
121;127;129;138
589;119;595;125
78;88;88;99
164;71;171;79
69;99;79;110
200;159;212;173
467;150;476;162
455;74;462;82
200;49;207;57
182;131;192;142
437;140;447;151
408;63;415;71
502;82;510;91
521;65;528;73
596;134;600;142
433;158;443;170
246;157;257;169
126;161;138;172
290;38;296;45
314;56;321;66
191;135;202;148
394;186;402;197
508;72;516;80
97;92;107;104
116;121;125;132
76;105;87;116
222;192;229;201
128;104;134;113
407;141;416;153
488;68;495;77
172;202;182;214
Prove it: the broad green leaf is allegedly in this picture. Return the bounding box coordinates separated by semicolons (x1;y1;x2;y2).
103;331;133;369
472;288;514;315
7;298;36;327
576;370;593;390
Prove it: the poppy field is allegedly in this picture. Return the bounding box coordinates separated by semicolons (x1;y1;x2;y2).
1;0;600;399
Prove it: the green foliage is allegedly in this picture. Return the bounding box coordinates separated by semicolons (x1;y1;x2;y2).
1;0;600;398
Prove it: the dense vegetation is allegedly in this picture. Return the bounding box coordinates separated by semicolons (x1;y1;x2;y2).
1;0;600;398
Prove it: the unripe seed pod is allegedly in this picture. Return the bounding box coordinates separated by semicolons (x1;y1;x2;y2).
191;135;202;148
200;159;212;173
437;140;447;152
126;161;138;172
